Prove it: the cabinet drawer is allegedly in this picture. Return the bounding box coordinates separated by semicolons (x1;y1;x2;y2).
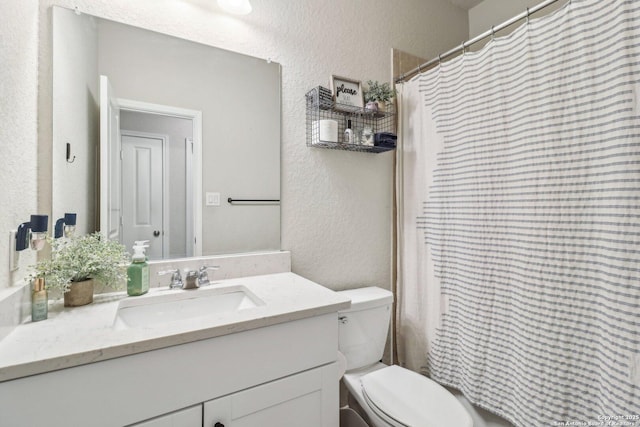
232;368;322;418
204;365;337;427
128;405;202;427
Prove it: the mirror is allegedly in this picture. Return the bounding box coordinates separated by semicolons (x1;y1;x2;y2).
52;6;281;260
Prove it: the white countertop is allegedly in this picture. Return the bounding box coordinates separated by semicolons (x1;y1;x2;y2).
0;272;351;382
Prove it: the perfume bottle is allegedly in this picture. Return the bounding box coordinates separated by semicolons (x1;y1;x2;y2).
344;119;354;144
31;278;48;322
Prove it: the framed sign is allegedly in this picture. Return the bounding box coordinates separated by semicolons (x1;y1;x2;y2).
330;75;364;111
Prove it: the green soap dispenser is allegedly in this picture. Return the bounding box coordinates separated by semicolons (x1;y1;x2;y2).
127;240;149;296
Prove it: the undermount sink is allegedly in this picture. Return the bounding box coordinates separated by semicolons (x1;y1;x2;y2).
113;285;263;329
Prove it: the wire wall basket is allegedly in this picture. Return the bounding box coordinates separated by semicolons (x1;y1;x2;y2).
305;87;396;154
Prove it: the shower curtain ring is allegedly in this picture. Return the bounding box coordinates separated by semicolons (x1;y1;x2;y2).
462;41;466;54
526;7;530;24
438;54;442;65
491;26;495;40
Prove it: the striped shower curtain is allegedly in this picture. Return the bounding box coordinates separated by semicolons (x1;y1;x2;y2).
397;0;640;425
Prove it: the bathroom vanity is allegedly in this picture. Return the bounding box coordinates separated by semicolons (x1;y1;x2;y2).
0;270;350;427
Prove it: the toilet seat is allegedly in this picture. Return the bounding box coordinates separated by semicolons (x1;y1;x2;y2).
359;365;473;427
362;388;409;427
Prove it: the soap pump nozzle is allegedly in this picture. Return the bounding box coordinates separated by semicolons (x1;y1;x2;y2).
132;240;149;262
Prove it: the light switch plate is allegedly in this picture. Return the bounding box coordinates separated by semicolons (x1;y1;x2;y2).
206;192;220;206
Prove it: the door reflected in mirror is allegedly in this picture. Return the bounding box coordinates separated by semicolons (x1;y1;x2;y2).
52;6;281;260
119;107;196;260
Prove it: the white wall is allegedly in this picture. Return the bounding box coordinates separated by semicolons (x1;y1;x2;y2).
0;0;39;290
469;0;568;38
1;0;468;292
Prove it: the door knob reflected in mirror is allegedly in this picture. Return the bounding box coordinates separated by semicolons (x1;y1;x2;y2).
153;230;160;237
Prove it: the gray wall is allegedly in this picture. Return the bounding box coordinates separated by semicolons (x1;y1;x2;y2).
51;6;98;236
97;18;281;256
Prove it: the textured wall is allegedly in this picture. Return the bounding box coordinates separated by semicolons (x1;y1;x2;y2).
1;0;468;291
0;0;39;289
469;0;568;38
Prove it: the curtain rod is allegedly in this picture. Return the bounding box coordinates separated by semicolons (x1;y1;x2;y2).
395;0;563;84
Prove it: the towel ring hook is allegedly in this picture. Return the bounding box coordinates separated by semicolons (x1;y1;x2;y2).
65;142;75;163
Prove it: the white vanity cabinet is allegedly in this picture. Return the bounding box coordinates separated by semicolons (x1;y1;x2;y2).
130;365;336;427
0;313;340;427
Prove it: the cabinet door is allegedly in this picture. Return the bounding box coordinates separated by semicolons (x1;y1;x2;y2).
129;404;202;427
203;365;337;427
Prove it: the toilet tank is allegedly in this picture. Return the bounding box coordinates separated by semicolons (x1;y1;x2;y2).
337;287;394;371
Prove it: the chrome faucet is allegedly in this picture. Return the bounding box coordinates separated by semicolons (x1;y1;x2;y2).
179;266;220;289
158;269;183;289
197;265;220;287
159;266;220;290
183;269;199;290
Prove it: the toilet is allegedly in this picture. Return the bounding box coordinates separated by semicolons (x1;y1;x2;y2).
337;287;473;427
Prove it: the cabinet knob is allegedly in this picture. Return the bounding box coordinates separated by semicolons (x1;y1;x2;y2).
214;423;225;427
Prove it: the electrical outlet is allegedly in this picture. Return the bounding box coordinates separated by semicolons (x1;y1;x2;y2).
9;231;19;272
206;192;220;206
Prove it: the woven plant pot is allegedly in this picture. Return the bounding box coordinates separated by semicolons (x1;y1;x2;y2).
63;278;94;307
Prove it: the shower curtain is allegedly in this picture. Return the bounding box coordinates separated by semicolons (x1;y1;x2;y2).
397;0;640;425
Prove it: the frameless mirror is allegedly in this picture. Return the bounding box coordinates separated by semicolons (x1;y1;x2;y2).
51;6;281;260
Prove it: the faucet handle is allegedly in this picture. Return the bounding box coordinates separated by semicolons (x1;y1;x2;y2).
158;269;183;289
198;265;220;286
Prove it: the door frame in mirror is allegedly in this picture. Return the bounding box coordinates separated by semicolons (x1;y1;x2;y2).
102;97;203;257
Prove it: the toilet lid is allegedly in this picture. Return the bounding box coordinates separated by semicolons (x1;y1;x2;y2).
360;365;473;427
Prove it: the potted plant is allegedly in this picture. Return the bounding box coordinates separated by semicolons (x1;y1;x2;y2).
31;232;130;307
364;80;396;112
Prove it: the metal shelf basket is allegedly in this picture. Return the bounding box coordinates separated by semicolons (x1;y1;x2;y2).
305;87;396;154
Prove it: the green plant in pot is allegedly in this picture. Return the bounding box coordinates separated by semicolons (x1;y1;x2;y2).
31;232;130;307
364;80;396;112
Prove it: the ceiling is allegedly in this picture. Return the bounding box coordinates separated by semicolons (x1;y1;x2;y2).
446;0;484;10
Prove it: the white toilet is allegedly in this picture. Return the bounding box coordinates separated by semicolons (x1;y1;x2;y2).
337;287;473;427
